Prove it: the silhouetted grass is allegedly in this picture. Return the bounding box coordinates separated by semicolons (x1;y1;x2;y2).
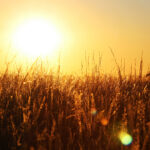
0;58;150;150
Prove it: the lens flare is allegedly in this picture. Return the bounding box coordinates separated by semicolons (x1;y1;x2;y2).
118;131;133;146
101;118;108;126
91;108;97;115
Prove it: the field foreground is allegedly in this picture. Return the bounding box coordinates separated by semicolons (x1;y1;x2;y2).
0;71;150;150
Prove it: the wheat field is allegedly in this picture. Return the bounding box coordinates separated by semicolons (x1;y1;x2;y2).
0;60;150;150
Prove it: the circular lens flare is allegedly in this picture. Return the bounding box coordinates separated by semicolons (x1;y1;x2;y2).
118;131;133;146
100;118;108;126
91;108;97;115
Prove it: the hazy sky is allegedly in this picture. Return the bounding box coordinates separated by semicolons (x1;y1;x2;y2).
0;0;150;74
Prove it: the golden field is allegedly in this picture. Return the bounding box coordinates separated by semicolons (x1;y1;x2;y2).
0;59;150;150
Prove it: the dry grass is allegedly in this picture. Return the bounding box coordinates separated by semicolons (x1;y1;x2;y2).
0;59;150;150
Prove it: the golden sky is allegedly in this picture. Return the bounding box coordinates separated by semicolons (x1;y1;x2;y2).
0;0;150;74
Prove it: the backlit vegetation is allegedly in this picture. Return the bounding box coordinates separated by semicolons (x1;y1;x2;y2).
0;57;150;150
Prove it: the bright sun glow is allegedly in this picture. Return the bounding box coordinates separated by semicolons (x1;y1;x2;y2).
12;19;62;58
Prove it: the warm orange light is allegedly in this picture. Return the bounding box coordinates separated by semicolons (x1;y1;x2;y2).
101;118;108;126
12;18;62;58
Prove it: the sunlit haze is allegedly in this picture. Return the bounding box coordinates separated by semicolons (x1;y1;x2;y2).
0;0;150;74
1;1;150;149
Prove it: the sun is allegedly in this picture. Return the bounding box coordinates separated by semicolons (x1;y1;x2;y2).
12;18;62;58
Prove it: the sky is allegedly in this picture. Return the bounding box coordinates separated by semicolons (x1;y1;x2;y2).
0;0;150;75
